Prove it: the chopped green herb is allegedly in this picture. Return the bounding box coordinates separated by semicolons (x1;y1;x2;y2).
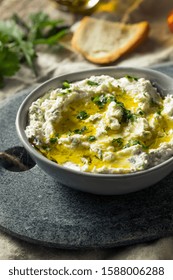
87;80;99;86
124;139;148;149
91;95;99;102
125;75;139;82
109;95;116;102
141;143;148;150
88;135;96;142
116;100;124;108
112;138;123;147
76;111;89;120
132;140;141;145
58;89;71;96
124;110;137;122
62;80;70;89
66;89;72;93
114;99;137;122
138;110;145;116
91;94;108;108
50;137;57;143
73;126;87;134
156;109;162;115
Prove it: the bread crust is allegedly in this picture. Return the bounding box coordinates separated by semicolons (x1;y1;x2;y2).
71;17;150;64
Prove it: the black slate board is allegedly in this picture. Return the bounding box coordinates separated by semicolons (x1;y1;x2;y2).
0;65;173;249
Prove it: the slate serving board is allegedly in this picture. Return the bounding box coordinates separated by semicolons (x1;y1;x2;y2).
0;65;173;249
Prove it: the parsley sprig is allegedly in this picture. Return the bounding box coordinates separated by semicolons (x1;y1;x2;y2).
0;12;69;87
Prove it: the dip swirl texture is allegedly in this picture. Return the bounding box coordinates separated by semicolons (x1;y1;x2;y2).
25;75;173;173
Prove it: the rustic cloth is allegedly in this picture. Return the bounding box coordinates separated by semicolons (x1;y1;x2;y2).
0;0;173;260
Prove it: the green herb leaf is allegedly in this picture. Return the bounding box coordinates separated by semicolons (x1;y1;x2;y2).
0;46;20;76
112;138;123;147
156;109;162;115
124;139;148;149
138;110;145;116
116;100;136;123
74;126;87;134
88;136;96;142
123;109;137;122
28;12;64;42
125;75;139;82
109;95;116;102
0;12;69;87
50;137;57;143
116;100;124;108
0;46;20;87
87;80;99;86
18;40;36;69
62;80;70;89
0;19;24;42
91;94;108;108
76;111;89;120
34;29;68;45
0;19;36;71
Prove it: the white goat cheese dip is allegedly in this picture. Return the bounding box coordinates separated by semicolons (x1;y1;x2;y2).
25;75;173;174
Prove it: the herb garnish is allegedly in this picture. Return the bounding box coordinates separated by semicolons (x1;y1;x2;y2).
125;75;139;82
124;139;148;149
112;138;124;151
87;80;99;86
50;137;57;144
115;100;136;122
109;95;116;102
88;136;96;142
156;109;162;115
91;94;108;108
0;12;69;87
62;80;70;89
73;126;87;134
112;138;123;147
138;110;145;116
123;109;137;122
76;111;89;120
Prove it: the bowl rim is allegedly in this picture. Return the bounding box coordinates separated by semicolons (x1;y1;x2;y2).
16;66;173;178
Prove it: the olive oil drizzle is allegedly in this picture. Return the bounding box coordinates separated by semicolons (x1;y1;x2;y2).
33;85;173;172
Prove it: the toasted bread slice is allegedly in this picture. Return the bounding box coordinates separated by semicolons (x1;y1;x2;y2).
71;17;149;64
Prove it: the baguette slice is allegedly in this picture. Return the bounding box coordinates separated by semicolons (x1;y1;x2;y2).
71;17;149;64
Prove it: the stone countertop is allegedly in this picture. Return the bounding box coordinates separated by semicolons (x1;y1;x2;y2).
0;0;173;260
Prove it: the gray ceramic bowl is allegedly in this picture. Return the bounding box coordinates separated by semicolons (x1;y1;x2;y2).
16;67;173;195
